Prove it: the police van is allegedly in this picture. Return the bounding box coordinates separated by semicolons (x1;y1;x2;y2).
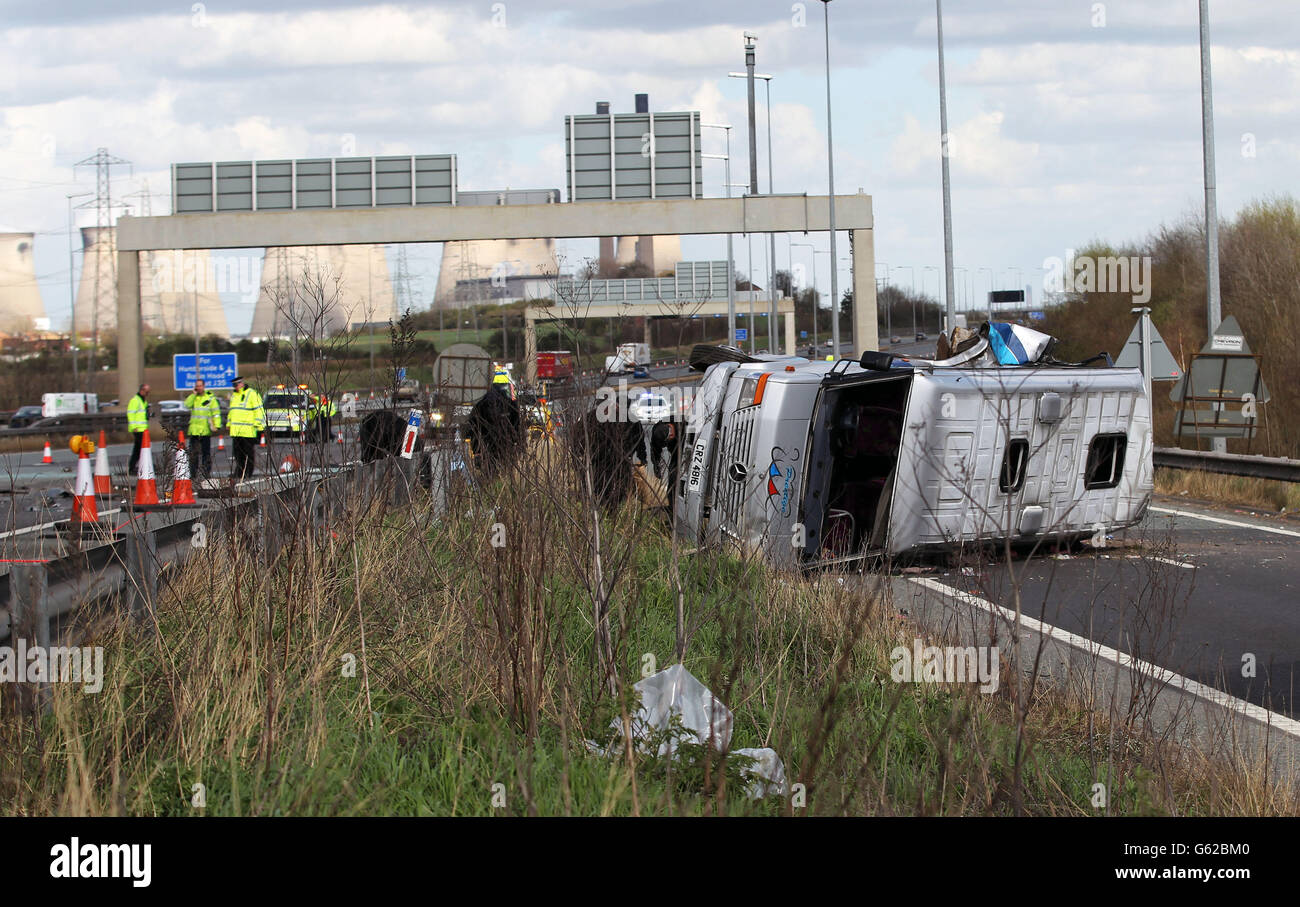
674;330;1153;568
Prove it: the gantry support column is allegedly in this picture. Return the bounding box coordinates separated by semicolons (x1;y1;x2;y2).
524;311;539;384
117;250;143;405
850;227;878;355
783;309;796;356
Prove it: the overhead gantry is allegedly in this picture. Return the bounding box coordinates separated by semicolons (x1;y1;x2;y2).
113;193;876;402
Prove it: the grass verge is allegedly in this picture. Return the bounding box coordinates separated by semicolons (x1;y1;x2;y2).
1;447;1294;816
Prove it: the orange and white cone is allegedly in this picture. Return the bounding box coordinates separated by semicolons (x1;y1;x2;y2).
336;429;344;445
133;429;159;507
71;443;97;524
94;429;112;494
42;439;53;464
279;453;300;474
259;433;267;448
218;433;225;451
171;431;196;505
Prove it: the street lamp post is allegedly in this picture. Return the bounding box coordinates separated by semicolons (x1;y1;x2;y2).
1199;0;1226;453
936;0;956;334
819;0;840;356
729;69;779;351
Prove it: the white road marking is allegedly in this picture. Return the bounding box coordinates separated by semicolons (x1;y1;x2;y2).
909;576;1300;741
1126;555;1195;569
1151;505;1300;540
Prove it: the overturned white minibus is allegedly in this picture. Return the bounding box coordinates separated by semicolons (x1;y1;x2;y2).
674;335;1153;568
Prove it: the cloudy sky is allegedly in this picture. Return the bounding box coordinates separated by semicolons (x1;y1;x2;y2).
1;0;1296;333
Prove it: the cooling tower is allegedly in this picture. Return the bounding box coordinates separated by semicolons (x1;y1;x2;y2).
432;238;556;309
250;245;395;339
613;235;681;274
73;226;116;336
140;249;229;336
0;230;47;332
74;227;228;337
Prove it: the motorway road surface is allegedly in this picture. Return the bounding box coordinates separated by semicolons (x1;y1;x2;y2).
907;502;1300;718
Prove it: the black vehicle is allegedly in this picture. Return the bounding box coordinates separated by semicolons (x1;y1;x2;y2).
7;405;43;428
915;332;927;341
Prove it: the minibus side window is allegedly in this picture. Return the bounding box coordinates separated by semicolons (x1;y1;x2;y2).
999;438;1030;493
1084;433;1127;489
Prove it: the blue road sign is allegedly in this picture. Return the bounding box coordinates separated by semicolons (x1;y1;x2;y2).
735;328;748;341
1029;311;1046;321
397;367;407;382
173;353;238;391
800;330;808;339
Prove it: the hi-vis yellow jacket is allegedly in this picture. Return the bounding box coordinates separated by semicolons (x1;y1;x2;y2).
227;387;264;438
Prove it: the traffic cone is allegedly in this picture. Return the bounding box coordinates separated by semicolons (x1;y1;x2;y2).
336;429;344;445
259;433;267;448
133;429;159;507
218;433;225;452
279;453;300;474
93;430;112;494
41;439;52;464
171;431;196;505
71;444;97;524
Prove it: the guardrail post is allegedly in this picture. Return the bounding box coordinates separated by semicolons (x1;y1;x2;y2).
123;526;158;627
392;455;417;506
259;491;287;561
9;563;51;712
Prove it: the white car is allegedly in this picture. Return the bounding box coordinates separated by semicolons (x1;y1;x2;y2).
628;392;672;424
157;399;187;415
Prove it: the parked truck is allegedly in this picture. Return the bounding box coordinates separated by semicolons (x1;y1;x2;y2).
674;327;1152;568
604;343;650;375
537;351;576;381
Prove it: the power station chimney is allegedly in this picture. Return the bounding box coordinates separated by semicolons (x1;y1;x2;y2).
634;93;649;113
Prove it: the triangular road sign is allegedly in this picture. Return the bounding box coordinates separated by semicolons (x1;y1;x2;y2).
1115;315;1182;380
1169;314;1270;403
1203;314;1251;354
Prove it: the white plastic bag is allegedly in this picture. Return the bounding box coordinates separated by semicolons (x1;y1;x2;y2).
621;663;733;755
732;747;789;798
607;665;788;799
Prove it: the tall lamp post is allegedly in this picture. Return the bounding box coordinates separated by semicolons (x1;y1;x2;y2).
819;0;840;355
936;0;956;334
729;69;778;351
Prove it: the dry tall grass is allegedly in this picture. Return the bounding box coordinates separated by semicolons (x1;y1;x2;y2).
1;430;1294;815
